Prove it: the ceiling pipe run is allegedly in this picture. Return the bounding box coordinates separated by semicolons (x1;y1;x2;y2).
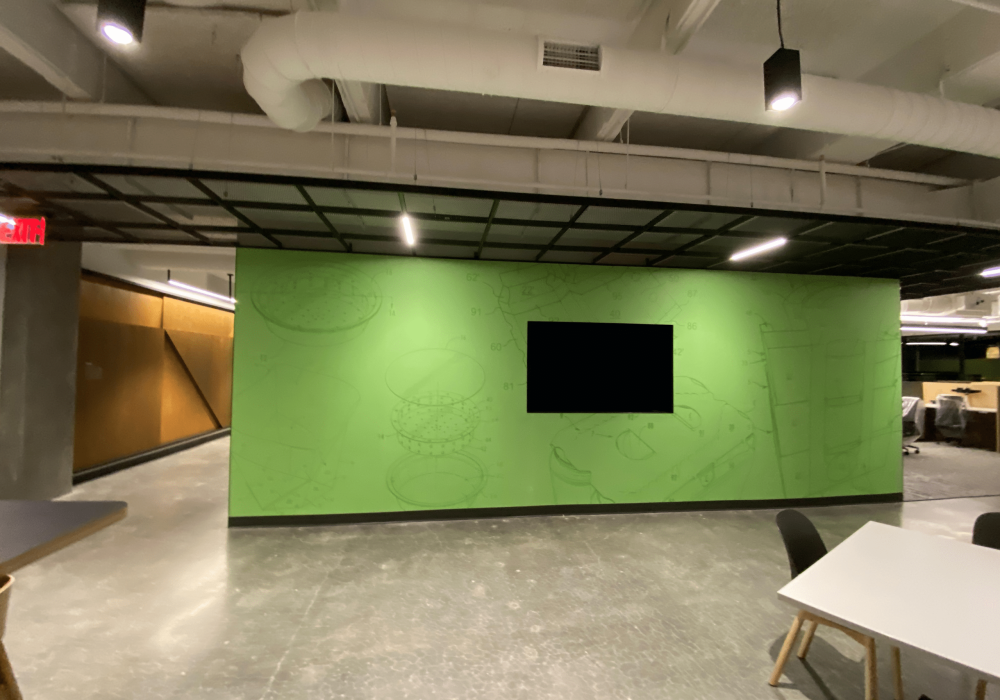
241;11;1000;159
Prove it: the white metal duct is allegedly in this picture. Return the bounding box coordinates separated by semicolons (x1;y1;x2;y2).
242;12;1000;159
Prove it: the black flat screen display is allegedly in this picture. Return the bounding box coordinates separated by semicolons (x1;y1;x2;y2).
526;321;674;413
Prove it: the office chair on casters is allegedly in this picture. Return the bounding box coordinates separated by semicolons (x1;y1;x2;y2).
934;394;967;443
769;510;904;700
902;397;925;455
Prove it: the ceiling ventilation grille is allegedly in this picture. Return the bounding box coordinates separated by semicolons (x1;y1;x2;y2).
542;42;601;71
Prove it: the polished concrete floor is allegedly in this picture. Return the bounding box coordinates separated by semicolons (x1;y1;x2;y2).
904;442;1000;501
7;437;999;700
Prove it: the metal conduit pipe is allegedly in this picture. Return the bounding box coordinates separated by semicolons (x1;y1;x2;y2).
240;11;1000;159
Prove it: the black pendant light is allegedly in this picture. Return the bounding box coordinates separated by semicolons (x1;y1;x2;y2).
97;0;147;45
764;0;801;111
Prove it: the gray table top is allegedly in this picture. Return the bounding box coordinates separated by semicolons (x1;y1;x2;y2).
0;500;127;574
779;521;1000;683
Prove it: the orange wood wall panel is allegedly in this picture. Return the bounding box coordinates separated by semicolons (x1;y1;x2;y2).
73;320;165;471
163;296;233;337
79;276;163;328
160;338;219;444
165;329;234;426
74;275;235;469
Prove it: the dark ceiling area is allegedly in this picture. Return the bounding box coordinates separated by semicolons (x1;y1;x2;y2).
2;162;1000;300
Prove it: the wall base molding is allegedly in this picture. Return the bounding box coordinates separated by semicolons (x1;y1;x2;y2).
73;428;231;485
228;492;903;527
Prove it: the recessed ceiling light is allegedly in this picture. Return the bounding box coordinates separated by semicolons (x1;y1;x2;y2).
769;93;799;111
97;0;146;45
100;22;134;45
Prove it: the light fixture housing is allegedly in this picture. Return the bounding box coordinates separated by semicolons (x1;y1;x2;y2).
401;214;416;246
97;0;146;45
730;237;786;261
764;48;802;111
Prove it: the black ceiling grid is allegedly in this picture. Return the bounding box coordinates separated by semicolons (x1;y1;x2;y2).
2;162;1000;299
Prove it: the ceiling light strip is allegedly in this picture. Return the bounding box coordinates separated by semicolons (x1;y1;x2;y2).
900;325;987;335
730;237;786;261
167;279;235;305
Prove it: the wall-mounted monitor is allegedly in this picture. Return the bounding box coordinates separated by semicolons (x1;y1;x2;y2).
526;321;674;413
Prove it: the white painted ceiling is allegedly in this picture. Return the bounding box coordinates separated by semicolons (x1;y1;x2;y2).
1;0;999;179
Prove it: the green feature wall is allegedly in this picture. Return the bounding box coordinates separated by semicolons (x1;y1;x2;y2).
230;249;902;518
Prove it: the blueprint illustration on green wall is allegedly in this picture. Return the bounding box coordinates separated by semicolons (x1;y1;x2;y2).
229;249;902;517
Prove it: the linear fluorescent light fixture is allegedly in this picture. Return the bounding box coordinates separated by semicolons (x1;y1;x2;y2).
97;0;146;44
906;342;947;346
401;214;416;246
901;314;987;326
167;278;235;305
731;237;786;261
901;325;987;335
0;213;15;227
982;265;1000;278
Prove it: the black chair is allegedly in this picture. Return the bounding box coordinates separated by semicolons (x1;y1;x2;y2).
935;394;967;442
769;510;902;700
973;512;1000;550
964;512;1000;700
776;509;827;578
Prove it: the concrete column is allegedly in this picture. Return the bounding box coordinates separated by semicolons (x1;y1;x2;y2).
0;242;81;499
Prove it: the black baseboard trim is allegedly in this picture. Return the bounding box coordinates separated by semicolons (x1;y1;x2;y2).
73;428;231;485
228;492;903;528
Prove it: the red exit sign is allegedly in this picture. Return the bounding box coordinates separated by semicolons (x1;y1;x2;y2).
0;216;45;245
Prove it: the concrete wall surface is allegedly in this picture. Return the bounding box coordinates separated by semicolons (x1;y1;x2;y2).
0;242;82;499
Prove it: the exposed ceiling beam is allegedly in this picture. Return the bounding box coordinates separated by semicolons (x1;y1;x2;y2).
0;0;151;104
573;0;721;142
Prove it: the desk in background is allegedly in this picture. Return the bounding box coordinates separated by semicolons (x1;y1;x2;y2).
917;382;1000;453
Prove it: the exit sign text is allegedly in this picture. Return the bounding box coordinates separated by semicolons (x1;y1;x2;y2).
0;218;46;246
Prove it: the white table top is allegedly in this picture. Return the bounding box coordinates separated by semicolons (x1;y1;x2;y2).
778;521;1000;683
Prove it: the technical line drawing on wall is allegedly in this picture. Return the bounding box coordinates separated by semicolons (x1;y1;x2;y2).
251;261;382;346
230;249;902;518
385;348;489;510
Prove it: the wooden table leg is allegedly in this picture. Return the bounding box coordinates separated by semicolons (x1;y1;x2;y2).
0;642;23;700
976;679;987;700
865;637;879;700
797;620;818;659
769;610;806;687
890;646;903;700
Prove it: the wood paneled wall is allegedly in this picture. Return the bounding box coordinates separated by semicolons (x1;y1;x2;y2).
73;275;234;472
